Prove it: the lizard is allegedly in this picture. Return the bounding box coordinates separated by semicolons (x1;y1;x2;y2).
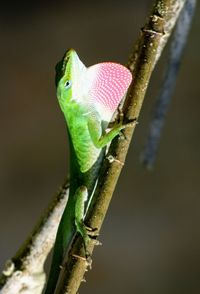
45;49;132;293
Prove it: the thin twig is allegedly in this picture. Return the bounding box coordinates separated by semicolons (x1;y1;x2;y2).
55;1;186;293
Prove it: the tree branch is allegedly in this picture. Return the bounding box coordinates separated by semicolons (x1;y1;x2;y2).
55;1;186;294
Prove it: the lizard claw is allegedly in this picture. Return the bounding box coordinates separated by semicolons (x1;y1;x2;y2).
85;224;99;237
123;117;138;128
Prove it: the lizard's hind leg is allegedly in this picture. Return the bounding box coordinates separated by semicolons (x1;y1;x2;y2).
75;186;93;257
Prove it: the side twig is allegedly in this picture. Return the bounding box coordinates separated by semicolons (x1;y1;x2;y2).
0;182;69;294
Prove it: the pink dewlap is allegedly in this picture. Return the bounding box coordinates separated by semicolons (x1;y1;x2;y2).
87;62;132;119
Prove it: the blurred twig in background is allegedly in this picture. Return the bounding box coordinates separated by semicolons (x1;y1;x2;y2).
142;0;196;169
0;0;194;293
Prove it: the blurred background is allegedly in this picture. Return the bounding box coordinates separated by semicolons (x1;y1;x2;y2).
0;1;200;293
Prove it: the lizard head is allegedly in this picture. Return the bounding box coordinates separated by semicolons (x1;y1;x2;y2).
55;49;132;123
55;48;86;112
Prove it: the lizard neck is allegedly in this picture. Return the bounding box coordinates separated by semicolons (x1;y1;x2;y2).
64;102;102;173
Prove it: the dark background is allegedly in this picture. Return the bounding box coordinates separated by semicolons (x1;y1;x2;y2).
0;1;200;293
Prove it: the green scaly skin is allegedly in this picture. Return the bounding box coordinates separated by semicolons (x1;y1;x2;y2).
45;49;129;293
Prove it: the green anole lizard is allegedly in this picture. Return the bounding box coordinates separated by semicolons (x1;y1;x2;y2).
45;49;132;293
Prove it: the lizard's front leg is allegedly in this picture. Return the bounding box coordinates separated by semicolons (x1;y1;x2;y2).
87;114;136;149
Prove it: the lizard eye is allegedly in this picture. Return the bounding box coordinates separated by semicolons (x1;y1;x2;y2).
65;80;72;89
